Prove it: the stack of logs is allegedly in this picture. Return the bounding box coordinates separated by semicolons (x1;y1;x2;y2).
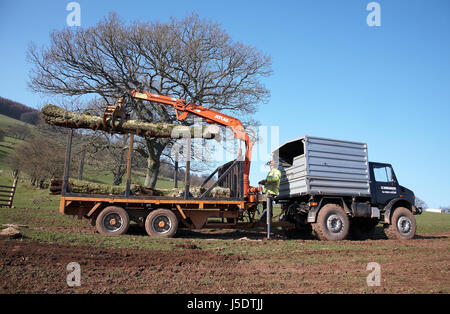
50;178;230;198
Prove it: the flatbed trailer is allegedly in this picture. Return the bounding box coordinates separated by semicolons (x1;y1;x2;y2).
59;129;288;237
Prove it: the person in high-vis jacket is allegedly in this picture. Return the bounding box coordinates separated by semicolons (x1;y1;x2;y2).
258;159;281;221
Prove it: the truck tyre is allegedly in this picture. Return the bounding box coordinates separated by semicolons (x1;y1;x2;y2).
145;209;178;238
384;207;416;240
350;218;378;240
312;203;350;241
96;206;130;236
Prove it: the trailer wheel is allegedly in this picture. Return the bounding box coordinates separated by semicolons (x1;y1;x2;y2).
96;206;130;236
350;218;378;240
312;203;350;241
384;207;416;240
145;209;178;238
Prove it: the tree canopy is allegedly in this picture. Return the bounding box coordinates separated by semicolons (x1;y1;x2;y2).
28;12;272;187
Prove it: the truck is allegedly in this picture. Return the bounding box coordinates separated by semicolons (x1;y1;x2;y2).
274;135;422;241
56;91;421;241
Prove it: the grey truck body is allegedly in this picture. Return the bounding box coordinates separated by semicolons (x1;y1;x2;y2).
274;135;370;200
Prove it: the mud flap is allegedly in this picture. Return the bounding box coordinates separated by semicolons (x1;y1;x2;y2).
307;207;319;223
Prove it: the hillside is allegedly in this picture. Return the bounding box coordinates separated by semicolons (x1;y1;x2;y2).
0;96;40;124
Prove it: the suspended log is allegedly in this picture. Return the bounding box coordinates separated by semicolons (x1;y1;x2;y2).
41;105;220;139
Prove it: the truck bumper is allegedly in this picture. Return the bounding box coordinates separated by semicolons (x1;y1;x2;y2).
412;205;422;215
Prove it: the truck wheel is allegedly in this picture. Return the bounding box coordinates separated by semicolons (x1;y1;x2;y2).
312;203;350;241
145;209;178;238
384;207;416;240
96;206;130;236
350;218;378;240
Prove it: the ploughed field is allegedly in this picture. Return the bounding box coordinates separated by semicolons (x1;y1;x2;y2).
0;205;449;294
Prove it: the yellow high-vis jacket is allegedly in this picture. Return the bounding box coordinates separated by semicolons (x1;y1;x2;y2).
263;168;282;196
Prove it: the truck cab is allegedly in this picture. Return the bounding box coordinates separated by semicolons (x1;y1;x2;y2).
369;162;415;208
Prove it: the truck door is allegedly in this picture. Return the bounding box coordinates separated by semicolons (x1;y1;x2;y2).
369;163;400;206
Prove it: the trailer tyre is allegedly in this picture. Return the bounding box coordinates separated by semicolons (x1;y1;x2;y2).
145;209;178;238
312;203;350;241
96;206;130;236
384;207;416;240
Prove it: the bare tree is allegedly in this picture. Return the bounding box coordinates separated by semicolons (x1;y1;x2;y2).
28;12;272;188
415;197;428;209
7;135;65;188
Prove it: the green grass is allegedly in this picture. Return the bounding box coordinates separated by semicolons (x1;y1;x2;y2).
0;136;20;170
0;114;27;129
66;163;184;189
0;114;33;170
22;228;185;251
416;212;450;234
0;172;60;210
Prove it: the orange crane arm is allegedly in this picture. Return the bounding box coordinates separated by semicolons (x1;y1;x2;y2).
130;90;253;197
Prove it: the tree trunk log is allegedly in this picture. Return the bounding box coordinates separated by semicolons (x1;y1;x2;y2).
41;105;220;139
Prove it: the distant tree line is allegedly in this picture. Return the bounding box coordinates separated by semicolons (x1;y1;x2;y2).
0;96;40;125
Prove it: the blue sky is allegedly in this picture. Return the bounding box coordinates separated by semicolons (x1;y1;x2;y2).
0;0;449;207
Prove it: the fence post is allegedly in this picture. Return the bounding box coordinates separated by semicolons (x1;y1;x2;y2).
9;174;18;208
0;172;18;208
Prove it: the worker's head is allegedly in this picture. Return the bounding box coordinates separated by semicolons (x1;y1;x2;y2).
267;159;278;169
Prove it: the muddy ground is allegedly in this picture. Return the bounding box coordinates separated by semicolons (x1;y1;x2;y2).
0;229;449;294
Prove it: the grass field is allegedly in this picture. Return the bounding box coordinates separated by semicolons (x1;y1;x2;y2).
0;115;24;172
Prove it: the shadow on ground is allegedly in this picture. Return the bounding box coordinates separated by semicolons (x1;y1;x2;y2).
126;222;447;241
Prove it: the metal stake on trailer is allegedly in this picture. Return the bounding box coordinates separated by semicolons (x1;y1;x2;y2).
174;150;179;188
62;129;73;195
125;134;134;198
184;136;191;200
